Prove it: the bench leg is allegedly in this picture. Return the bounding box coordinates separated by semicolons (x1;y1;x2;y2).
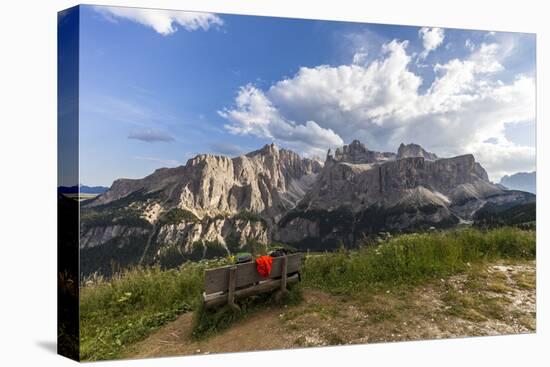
275;256;289;302
227;266;240;312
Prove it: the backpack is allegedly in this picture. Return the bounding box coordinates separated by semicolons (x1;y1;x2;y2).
269;247;296;258
235;252;253;264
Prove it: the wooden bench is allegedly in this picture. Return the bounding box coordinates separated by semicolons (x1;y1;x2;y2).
203;253;304;310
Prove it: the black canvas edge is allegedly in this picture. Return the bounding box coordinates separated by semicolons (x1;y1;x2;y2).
57;4;80;362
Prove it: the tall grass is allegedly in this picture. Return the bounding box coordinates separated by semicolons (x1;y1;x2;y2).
80;263;205;361
303;227;535;293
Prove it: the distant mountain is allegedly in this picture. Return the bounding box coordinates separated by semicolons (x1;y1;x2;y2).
58;184;109;194
79;141;535;276
276;140;532;247
499;172;536;194
80;144;322;275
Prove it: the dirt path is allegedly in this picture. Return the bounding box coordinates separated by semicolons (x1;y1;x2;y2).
123;260;535;359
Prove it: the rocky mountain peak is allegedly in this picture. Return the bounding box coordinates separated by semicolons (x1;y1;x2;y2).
333;140;368;162
328;140;396;164
87;142;321;216
397;143;438;161
247;142;279;157
188;153;232;168
81;140;535;276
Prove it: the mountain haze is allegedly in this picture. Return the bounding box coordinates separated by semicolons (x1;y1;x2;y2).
499;171;536;194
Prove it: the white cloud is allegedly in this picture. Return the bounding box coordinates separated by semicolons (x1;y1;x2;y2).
418;27;445;59
266;40;422;136
474;142;536;181
219;85;343;157
465;38;475;51
470;43;504;72
95;6;223;35
352;47;368;65
219;37;535;180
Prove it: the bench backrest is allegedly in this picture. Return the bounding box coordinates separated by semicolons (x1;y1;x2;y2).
204;253;304;295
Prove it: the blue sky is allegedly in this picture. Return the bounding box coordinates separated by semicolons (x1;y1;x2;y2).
77;5;536;186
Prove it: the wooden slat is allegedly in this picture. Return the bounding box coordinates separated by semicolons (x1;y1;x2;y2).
204;253;303;295
204;273;300;308
280;256;288;291
227;266;237;308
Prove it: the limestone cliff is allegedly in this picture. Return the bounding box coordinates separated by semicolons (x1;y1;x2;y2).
275;141;534;247
89;143;321;220
80;144;320;274
80;140;535;275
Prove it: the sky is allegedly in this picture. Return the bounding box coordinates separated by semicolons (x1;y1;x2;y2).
77;5;536;186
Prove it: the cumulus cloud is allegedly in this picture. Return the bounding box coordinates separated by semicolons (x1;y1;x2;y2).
95;6;223;35
473;142;535;180
418;27;445;59
128;128;175;142
465;38;475;51
220;37;535;180
352;47;368;65
265;40;422;139
219;85;343;157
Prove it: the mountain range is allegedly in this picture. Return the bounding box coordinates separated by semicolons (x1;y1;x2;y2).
58;184;109;194
499;171;536;194
80;141;535;275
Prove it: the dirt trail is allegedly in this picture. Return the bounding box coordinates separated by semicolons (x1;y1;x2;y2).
123;260;535;359
123;290;330;359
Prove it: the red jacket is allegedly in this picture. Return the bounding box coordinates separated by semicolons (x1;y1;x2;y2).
255;255;273;277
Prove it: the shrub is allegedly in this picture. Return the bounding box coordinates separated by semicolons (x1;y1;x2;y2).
157;245;186;269
242;238;268;256
158;208;199;225
233;210;267;226
203;240;229;259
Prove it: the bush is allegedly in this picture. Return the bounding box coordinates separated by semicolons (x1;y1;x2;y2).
81;210;152;231
242;238;268;256
233;210;267;226
203;240;229;258
157;245;187;269
158;208;199;225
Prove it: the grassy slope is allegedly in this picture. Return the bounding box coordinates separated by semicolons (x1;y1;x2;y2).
80;227;535;361
80;262;206;361
303;227;535;293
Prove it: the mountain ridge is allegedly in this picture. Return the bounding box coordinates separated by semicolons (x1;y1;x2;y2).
58;184;109;194
80;141;535;275
499;171;536;194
